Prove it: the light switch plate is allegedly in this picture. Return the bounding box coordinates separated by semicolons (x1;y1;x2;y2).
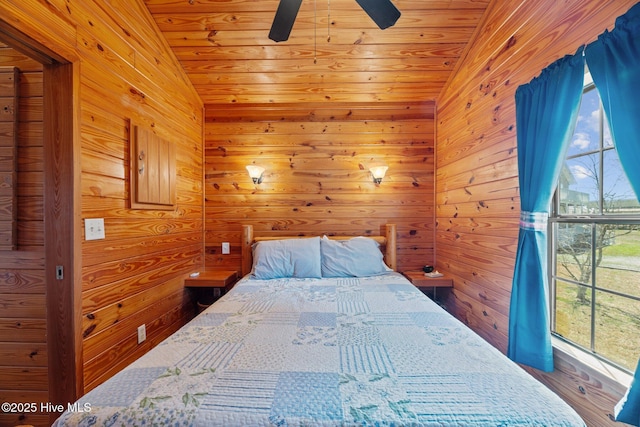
222;242;230;254
85;218;105;240
137;324;146;344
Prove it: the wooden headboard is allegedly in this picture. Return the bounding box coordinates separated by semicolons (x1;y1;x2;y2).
241;224;397;277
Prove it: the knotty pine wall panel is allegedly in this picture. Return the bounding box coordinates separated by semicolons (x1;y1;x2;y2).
70;0;204;394
0;1;204;423
0;43;50;427
436;1;637;425
204;102;435;273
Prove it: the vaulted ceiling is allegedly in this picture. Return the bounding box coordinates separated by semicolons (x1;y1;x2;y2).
144;0;490;106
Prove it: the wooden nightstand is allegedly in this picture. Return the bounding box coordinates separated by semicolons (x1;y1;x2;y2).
184;270;238;312
402;270;453;302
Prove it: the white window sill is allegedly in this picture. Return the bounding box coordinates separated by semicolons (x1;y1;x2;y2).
552;335;632;388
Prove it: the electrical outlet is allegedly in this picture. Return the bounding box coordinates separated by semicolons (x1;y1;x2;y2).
222;242;230;254
137;324;146;344
85;218;105;240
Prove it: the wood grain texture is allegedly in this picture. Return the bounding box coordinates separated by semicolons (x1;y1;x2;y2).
145;0;490;104
436;1;638;425
0;1;205;421
43;59;82;412
70;0;204;399
1;1;635;426
0;389;49;427
205;101;435;274
0;43;49;425
0;66;18;250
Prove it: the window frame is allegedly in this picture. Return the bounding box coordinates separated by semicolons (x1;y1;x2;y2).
548;74;640;375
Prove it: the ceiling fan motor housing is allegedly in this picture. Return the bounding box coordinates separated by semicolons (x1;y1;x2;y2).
269;0;401;42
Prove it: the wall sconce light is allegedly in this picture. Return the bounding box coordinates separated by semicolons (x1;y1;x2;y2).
369;165;388;184
246;165;265;184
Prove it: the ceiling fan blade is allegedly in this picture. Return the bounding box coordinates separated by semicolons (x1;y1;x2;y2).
269;0;303;42
355;0;401;29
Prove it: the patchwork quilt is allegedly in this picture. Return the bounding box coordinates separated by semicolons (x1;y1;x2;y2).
54;273;585;426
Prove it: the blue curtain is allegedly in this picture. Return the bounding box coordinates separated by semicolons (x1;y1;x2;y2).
615;358;640;426
585;3;640;424
508;48;585;372
586;2;640;197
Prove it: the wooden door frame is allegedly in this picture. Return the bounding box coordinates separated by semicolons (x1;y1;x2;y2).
44;60;82;405
0;21;82;407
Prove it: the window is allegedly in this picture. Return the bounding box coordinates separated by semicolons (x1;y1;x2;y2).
550;70;640;373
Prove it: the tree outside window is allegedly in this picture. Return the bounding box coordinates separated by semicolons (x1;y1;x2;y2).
550;74;640;373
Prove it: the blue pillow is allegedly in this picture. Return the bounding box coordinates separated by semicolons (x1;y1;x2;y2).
320;236;391;277
615;358;640;426
251;237;321;279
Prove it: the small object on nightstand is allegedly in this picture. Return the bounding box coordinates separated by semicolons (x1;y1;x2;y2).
190;272;200;278
402;270;453;307
403;270;452;289
422;265;434;273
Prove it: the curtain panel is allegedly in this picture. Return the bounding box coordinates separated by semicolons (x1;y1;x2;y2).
508;48;585;372
585;2;640;424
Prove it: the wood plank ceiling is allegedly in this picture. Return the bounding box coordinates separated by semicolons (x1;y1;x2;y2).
144;0;491;105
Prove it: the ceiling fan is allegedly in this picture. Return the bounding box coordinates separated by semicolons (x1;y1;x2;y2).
269;0;401;42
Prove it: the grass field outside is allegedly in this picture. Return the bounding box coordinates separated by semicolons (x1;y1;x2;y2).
554;229;640;372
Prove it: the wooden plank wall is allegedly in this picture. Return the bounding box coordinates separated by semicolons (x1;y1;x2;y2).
0;43;49;427
204;101;435;273
435;1;637;425
69;1;204;394
0;65;17;251
0;1;204;424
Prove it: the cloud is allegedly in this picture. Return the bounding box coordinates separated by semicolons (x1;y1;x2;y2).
570;164;593;180
589;109;601;132
574;104;601;139
571;132;591;150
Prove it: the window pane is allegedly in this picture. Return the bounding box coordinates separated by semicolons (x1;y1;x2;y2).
603;148;640;214
555;223;592;285
567;88;601;157
551;69;640;372
594;290;640;372
596;225;640;299
554;279;591;349
559;154;599;214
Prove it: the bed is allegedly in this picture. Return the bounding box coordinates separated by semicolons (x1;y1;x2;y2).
54;224;585;426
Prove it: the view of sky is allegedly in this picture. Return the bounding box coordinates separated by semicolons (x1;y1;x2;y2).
564;80;637;205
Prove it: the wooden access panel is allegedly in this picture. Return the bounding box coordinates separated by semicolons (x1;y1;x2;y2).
130;125;176;210
0;66;17;250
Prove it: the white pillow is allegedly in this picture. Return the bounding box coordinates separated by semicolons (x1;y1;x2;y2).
251;237;322;279
320;236;391;277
